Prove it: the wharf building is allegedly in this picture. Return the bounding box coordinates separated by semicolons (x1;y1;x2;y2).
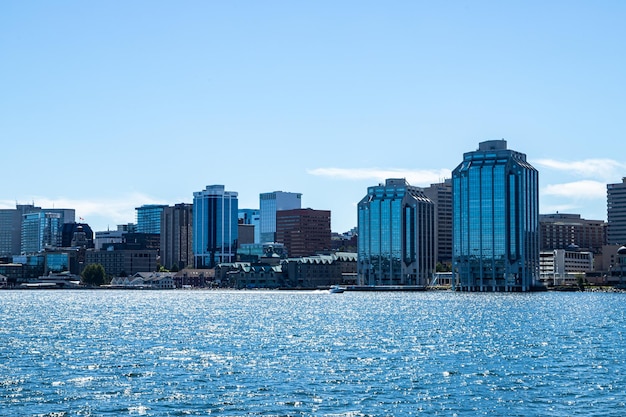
452;140;540;292
276;208;331;257
160;203;193;271
192;185;238;268
259;191;302;243
357;178;436;286
422;179;453;265
607;178;626;245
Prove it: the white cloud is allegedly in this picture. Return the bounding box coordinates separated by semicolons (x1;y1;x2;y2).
307;167;451;187
533;158;626;181
0;193;168;230
542;180;606;199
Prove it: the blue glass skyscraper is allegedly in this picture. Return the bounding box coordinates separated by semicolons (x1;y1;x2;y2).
452;140;539;291
192;185;238;268
136;204;168;234
357;178;436;286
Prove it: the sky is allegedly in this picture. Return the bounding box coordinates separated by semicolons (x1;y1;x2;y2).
1;1;625;233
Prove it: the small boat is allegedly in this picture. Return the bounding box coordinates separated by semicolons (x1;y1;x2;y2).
329;285;345;294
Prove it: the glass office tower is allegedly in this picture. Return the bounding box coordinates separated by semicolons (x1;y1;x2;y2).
192;185;238;268
259;191;302;243
357;178;436;286
136;204;168;234
452;140;539;291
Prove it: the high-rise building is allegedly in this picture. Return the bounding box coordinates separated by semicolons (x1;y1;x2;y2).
357;178;436;286
276;208;331;257
422;179;453;264
238;209;261;243
0;204;40;257
539;213;606;254
21;209;75;254
136;204;168;234
160;203;193;271
452;139;539;292
193;185;238;268
607;178;626;245
259;191;302;243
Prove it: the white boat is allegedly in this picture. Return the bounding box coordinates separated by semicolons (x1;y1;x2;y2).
329;285;345;294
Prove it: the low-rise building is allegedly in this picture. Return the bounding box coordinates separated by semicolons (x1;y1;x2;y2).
539;249;594;286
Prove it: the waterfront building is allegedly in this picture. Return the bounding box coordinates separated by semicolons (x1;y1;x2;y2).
259;191;302;243
136;204;168;234
539;213;606;254
84;249;158;276
539;249;594;286
422;179;453;264
607;178;626;245
160;203;193;271
238;209;261;243
192;185;238;268
276;208;331;257
110;272;175;289
357;178;436;286
452;139;539;292
282;252;357;288
21;209;75;254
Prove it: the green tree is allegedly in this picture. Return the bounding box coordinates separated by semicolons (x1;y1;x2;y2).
82;263;106;286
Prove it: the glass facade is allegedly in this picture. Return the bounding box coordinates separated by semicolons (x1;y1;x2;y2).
357;179;436;286
136;205;167;234
452;140;539;291
193;185;239;268
259;192;302;243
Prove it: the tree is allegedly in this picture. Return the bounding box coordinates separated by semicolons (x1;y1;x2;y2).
82;263;106;286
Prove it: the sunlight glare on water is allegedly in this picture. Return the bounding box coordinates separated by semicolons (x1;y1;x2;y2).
1;290;625;416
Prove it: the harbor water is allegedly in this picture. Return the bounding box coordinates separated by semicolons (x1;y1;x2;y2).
1;290;625;416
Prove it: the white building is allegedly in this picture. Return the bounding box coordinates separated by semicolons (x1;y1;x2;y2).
539;249;594;286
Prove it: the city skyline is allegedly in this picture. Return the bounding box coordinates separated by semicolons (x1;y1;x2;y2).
2;1;625;233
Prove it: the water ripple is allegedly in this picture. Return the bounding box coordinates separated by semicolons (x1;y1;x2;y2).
1;290;626;416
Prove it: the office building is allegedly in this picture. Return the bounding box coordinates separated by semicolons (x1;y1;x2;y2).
160;203;193;271
607;178;626;245
452;139;539;291
0;204;40;256
238;209;261;243
193;185;238;268
539;249;594;286
21;209;75;254
357;178;436;286
539;213;605;254
259;191;302;243
136;204;168;234
276;208;331;257
422;179;453;264
84;249;158;277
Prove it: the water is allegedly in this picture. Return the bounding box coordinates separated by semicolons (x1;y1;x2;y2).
1;290;626;416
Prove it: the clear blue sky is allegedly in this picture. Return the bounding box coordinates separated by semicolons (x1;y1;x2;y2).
1;1;625;233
